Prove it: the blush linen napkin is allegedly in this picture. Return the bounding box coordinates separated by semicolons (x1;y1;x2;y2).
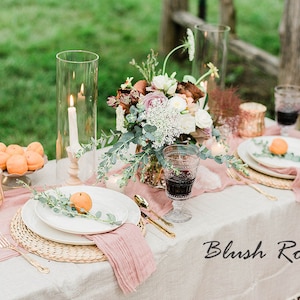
85;224;156;294
268;166;300;202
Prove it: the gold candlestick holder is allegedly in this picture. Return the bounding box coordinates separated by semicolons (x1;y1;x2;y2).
66;147;82;186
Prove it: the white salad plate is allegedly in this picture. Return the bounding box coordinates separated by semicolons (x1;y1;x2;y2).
247;136;300;169
237;139;295;180
34;186;132;235
22;200;95;245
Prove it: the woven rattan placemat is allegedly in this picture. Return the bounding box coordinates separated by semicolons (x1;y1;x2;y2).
239;166;293;190
10;209;145;263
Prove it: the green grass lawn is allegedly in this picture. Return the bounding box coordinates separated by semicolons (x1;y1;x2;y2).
0;0;283;159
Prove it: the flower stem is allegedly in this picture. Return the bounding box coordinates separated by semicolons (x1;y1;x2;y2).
162;44;185;75
195;70;213;86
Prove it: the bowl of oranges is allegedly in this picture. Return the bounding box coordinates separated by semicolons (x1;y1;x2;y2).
0;141;47;189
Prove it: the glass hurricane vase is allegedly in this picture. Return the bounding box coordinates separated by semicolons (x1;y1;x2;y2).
56;50;99;184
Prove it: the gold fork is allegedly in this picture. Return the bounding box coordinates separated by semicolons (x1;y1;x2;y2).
226;169;277;201
0;233;50;273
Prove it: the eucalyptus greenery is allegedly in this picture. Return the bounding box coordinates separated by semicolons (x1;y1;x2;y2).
252;139;300;162
77;128;248;187
18;181;121;225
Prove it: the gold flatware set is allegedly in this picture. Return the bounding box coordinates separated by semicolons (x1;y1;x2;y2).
134;195;176;238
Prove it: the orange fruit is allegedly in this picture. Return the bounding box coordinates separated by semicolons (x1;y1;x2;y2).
27;141;44;157
269;138;288;155
6;144;24;156
6;154;28;175
24;150;44;171
0;151;10;170
70;192;92;214
0;142;7;152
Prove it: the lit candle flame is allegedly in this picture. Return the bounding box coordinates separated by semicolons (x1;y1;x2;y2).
80;83;84;95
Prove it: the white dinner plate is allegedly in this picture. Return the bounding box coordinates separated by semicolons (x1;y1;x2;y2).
247;136;300;169
22;200;94;245
21;192;141;245
34;186;131;235
237;139;295;180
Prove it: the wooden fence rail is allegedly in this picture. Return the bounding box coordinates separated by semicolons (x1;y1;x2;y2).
160;8;279;77
161;0;300;85
168;11;279;76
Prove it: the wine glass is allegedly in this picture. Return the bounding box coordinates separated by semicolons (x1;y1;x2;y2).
162;144;200;223
274;85;300;136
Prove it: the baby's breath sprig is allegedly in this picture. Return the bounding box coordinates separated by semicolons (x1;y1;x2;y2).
17;180;121;225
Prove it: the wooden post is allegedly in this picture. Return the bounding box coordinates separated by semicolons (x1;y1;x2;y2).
278;0;300;85
219;0;237;37
159;0;189;55
198;0;207;20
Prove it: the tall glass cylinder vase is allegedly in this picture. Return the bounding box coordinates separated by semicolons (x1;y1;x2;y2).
192;24;230;92
56;50;99;184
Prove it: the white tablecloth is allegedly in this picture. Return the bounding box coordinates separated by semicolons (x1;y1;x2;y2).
1;146;300;300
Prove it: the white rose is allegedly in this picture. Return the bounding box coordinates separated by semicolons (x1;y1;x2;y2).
179;114;195;134
116;106;127;133
197;95;208;110
195;109;213;129
152;75;177;96
169;95;187;112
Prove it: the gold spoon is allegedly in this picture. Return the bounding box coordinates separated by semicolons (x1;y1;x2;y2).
134;195;174;227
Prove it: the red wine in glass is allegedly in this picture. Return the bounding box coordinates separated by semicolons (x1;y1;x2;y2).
274;85;300;135
276;110;298;126
165;171;195;200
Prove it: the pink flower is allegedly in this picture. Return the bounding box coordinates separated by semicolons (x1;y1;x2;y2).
142;91;168;110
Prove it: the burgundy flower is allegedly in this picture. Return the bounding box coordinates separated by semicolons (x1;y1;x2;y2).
107;89;141;114
176;82;204;102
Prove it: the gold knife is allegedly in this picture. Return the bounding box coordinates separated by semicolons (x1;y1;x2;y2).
141;211;176;238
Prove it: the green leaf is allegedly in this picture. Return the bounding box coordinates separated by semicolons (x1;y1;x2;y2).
144;124;157;132
183;75;196;83
144;132;155;141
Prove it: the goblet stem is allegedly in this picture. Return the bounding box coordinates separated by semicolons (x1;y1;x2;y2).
172;200;185;214
165;199;192;223
280;125;289;136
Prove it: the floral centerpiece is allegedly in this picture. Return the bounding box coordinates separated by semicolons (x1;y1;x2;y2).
79;28;245;187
